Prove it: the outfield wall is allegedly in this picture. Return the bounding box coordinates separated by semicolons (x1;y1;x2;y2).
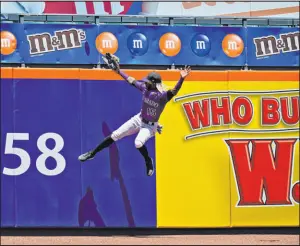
1;68;299;227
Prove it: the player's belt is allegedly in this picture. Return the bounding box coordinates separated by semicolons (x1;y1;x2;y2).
142;118;156;126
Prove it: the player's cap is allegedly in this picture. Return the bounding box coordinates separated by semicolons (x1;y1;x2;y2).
147;72;162;84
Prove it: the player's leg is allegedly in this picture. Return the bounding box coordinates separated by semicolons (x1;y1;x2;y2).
78;114;140;162
134;126;156;176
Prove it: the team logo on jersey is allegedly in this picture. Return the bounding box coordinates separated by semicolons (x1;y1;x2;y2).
127;32;148;56
159;32;181;57
27;28;86;55
222;34;244;58
253;31;299;58
95;32;118;55
190;34;211;57
1;31;17;55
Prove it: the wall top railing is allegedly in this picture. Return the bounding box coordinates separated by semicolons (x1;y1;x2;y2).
1;14;299;27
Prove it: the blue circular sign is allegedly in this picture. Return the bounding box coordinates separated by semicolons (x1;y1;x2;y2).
127;32;148;56
191;34;211;57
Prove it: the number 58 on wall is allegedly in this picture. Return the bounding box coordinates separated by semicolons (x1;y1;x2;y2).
3;133;66;176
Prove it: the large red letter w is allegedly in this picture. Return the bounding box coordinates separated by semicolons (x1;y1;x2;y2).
226;139;297;206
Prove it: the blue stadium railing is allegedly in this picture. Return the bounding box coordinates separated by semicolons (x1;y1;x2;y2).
1;14;299;27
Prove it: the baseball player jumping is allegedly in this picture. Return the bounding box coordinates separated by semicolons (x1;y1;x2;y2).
78;53;191;176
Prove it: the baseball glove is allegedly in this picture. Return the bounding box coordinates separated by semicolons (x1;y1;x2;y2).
102;53;120;72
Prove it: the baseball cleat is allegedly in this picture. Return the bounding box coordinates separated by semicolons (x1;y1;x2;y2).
78;151;95;162
146;158;154;176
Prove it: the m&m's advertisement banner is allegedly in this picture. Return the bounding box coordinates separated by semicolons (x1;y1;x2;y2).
0;23;299;66
2;23;246;66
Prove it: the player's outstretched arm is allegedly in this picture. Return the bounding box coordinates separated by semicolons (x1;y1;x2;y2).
102;53;143;90
117;70;146;92
166;65;191;101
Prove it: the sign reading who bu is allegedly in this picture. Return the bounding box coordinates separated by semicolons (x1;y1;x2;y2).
27;28;86;55
179;92;299;207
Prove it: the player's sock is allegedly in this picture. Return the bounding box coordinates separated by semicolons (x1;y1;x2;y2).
137;145;151;162
137;145;154;176
92;136;114;155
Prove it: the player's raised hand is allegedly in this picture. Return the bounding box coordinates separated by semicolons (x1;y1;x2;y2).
180;65;191;79
103;53;120;73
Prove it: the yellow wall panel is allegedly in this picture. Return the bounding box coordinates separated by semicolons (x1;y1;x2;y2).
156;81;231;227
156;76;299;227
228;81;299;227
